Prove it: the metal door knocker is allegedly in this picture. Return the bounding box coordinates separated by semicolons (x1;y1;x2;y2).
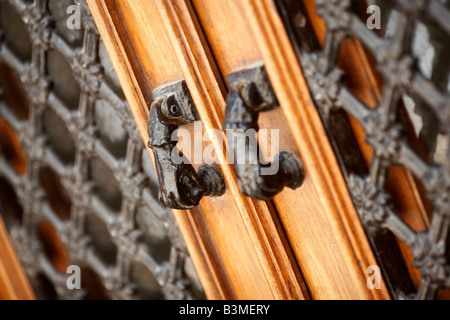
223;65;305;200
147;80;225;209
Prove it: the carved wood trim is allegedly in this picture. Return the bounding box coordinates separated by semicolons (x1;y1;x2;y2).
87;0;232;300
87;0;309;300
155;0;309;300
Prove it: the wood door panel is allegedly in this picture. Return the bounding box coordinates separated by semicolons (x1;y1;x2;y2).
191;0;262;78
0;216;34;299
114;0;183;89
155;0;308;300
88;0;308;300
191;0;388;299
89;0;232;300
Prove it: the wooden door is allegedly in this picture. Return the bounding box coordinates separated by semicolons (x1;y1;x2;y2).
87;0;391;300
1;0;449;300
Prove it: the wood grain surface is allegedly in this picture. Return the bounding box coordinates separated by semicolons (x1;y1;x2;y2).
0;216;34;299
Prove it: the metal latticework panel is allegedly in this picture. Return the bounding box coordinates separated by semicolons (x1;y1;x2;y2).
280;0;450;299
0;0;203;300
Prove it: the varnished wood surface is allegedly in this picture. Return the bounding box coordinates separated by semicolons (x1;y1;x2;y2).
88;0;309;300
0;217;34;300
85;0;440;300
191;0;262;78
192;0;389;299
87;0;395;300
157;0;309;300
89;0;231;300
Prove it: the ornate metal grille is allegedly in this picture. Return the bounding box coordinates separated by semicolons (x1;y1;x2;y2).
279;0;450;299
0;0;203;300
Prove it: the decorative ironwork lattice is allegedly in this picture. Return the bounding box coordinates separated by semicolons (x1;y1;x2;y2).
0;0;203;300
279;0;450;299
